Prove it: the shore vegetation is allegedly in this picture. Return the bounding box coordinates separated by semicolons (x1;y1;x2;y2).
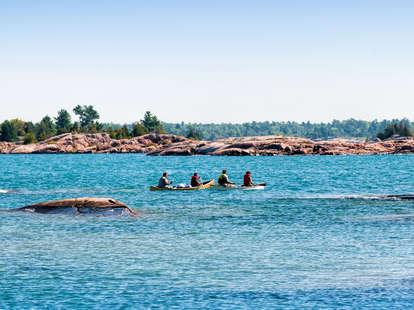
376;120;414;140
1;106;414;142
0;107;166;143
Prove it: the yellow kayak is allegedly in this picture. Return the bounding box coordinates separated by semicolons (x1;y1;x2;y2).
150;180;215;191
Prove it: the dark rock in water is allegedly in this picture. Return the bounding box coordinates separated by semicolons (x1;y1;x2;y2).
384;194;414;200
12;197;137;216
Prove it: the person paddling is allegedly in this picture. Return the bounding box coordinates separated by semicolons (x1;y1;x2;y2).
158;172;173;188
243;171;254;186
218;169;235;186
191;172;201;187
243;171;266;187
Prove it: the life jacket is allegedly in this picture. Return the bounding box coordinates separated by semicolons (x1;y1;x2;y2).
244;174;252;186
191;175;200;187
218;174;226;185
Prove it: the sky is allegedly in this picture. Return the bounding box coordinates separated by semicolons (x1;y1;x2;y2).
1;1;414;124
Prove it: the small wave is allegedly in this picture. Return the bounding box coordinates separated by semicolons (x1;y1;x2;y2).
276;194;414;201
16;187;143;195
360;213;414;221
0;189;18;194
343;194;414;201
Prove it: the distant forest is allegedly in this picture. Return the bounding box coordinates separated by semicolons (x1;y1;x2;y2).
161;119;412;141
1;105;413;143
106;118;413;140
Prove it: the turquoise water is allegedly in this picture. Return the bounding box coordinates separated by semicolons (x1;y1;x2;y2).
1;154;414;309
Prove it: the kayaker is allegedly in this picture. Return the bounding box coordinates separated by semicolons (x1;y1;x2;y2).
243;171;254;186
218;169;235;186
158;172;173;188
191;172;201;187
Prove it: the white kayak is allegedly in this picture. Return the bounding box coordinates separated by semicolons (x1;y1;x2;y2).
211;184;266;190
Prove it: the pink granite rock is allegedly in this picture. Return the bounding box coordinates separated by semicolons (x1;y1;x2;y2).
2;133;414;156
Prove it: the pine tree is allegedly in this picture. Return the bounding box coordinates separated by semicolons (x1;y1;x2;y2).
55;109;72;134
131;123;148;137
35;116;56;141
0;120;18;142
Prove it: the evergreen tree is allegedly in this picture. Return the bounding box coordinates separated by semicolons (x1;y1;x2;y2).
0;120;18;142
377;121;413;140
186;128;202;140
112;125;131;139
24;121;35;134
55;109;72;134
23;132;37;144
106;126;116;139
35;116;56;141
131;122;148;137
73;105;100;129
120;125;130;139
71;122;80;133
10;119;26;136
141;111;165;133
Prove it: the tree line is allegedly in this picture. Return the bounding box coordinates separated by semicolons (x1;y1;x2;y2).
162;119;414;140
376;121;413;140
1;105;413;143
0;106;165;143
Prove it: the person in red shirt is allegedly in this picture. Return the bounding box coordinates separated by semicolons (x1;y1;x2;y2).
191;172;201;187
243;171;254;186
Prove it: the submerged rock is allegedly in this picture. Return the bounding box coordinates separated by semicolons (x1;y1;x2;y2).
12;197;137;216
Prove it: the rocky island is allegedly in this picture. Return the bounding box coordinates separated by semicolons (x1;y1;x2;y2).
1;132;414;156
10;197;136;216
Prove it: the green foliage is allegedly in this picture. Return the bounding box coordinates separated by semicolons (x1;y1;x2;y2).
24;121;35;134
35;116;56;141
0;120;18;142
87;122;104;133
23;132;37;144
55;109;72;134
3;109;414;143
95;122;104;131
117;125;131;139
10;119;26;136
73;105;100;129
71;122;80;133
162;119;410;141
106;125;131;139
153;125;166;134
141;111;165;133
377;121;414;140
186;128;202;140
106;126;116;139
131;122;148;137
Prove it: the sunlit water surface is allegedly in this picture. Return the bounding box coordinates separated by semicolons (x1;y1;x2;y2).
1;154;414;309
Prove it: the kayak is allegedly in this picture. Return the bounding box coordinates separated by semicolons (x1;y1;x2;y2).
150;180;215;191
211;183;266;190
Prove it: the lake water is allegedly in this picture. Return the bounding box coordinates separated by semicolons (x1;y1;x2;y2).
1;154;414;309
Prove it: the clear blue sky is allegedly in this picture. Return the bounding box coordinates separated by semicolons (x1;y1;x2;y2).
1;1;414;123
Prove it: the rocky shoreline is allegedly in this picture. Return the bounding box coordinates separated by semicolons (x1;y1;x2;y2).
1;133;414;155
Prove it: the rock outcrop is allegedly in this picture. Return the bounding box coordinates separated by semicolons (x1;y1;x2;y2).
11;197;136;216
1;133;414;156
146;135;414;156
